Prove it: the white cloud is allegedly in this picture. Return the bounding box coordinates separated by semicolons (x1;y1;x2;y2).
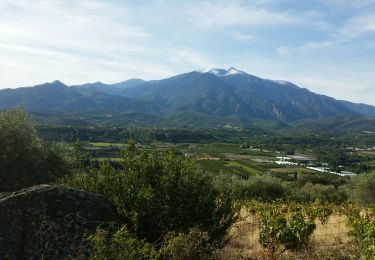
287;76;375;105
276;41;332;56
234;51;375;105
230;32;254;42
180;0;331;32
276;47;291;56
319;0;375;9
0;0;175;87
0;41;175;87
169;50;216;70
339;15;375;40
184;1;297;28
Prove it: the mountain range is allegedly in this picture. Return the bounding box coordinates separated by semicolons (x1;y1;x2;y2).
1;67;374;126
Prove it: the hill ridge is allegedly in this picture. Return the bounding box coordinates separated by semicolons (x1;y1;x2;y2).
0;68;374;124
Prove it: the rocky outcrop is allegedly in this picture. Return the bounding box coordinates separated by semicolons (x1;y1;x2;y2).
0;184;123;259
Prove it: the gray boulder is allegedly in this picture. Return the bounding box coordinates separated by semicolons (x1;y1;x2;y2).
0;184;123;259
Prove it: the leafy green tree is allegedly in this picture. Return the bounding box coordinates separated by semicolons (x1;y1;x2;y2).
0;108;68;191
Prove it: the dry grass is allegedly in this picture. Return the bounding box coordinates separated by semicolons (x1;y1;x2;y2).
216;209;351;259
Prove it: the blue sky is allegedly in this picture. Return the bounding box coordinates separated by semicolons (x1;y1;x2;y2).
0;0;374;105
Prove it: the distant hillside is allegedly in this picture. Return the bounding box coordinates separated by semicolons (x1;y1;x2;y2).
1;68;374;126
338;100;375;117
291;116;375;134
0;80;157;114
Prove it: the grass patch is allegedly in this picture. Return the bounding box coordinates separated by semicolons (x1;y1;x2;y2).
89;142;125;147
270;167;316;174
194;144;243;158
368;161;375;167
95;157;123;162
359;151;375;157
225;161;262;175
199;160;262;176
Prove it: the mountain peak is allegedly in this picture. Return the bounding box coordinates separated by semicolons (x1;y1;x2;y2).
202;68;227;76
36;80;66;88
226;67;244;75
52;80;64;85
200;67;246;77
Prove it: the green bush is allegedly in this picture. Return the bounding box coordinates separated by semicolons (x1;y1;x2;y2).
212;174;287;201
90;226;214;260
63;140;235;246
296;171;348;188
0;108;69;191
259;208;316;254
294;182;347;203
89;225;159;260
160;227;212;260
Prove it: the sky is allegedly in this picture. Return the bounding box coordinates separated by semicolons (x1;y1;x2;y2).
0;0;374;105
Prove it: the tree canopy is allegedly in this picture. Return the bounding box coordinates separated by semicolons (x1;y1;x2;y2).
0;108;68;191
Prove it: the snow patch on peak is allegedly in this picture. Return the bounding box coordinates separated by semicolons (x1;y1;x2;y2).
204;68;228;76
226;67;245;75
272;80;291;85
199;67;246;77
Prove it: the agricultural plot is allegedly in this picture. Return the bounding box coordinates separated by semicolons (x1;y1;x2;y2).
198;160;263;176
83;141;358;179
83;142;283;176
222;153;275;161
270;167;317;174
225;161;262;175
191;143;244;158
88;142;125;147
96;157;123;162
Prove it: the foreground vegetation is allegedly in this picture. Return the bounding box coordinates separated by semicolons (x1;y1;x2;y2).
219;200;375;259
63;140;236;257
1;108;375;259
0;109;69;192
